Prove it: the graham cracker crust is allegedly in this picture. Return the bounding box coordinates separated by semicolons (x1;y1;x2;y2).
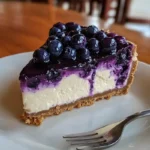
21;59;138;126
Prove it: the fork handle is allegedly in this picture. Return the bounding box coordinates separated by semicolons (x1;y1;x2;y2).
122;109;150;126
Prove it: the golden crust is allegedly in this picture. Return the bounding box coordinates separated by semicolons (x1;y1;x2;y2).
21;44;138;126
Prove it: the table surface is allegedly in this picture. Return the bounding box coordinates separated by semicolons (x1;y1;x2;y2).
0;2;149;64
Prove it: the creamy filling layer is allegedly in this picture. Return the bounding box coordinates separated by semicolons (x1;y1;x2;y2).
23;69;117;113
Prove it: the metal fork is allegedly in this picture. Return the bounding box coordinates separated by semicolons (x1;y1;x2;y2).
63;109;150;150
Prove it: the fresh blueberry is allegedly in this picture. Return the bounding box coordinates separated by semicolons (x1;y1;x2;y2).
53;22;66;31
42;35;58;46
81;27;87;36
48;35;59;41
115;36;126;44
79;48;91;60
46;69;61;81
49;27;61;36
101;37;117;55
63;46;76;60
86;25;98;36
33;48;50;63
48;40;63;57
73;24;81;31
44;36;59;46
101;37;117;48
27;77;40;88
81;26;86;29
107;32;117;38
66;22;81;32
115;36;128;49
56;32;65;39
88;38;100;53
117;46;132;64
62;36;71;46
71;34;87;49
68;30;80;36
66;22;75;28
95;31;107;41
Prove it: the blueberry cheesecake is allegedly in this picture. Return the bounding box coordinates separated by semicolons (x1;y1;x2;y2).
20;22;138;125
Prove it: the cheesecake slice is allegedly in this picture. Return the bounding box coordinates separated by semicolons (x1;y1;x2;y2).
20;22;138;125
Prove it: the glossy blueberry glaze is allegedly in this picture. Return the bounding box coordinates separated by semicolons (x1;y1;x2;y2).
19;22;134;94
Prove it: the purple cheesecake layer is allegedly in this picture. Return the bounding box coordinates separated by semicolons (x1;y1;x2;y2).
20;69;93;93
20;44;133;95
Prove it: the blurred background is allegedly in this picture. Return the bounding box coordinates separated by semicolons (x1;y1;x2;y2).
50;0;150;36
2;0;149;36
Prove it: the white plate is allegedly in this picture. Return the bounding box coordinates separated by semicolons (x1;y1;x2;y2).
0;53;150;150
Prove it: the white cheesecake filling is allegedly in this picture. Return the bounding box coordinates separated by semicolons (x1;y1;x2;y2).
93;70;116;95
23;69;116;113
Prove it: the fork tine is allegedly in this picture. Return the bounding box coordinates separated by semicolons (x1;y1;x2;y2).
63;131;97;138
70;139;106;146
66;135;103;142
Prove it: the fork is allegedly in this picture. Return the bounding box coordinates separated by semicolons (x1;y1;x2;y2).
63;109;150;150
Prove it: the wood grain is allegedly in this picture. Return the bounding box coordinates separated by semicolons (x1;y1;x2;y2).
0;2;149;64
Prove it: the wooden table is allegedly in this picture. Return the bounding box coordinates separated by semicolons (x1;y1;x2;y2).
0;2;149;64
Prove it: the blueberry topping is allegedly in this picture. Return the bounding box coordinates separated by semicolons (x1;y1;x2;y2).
49;27;61;36
48;40;63;57
56;32;65;39
114;35;123;41
62;35;71;46
71;34;87;49
48;35;59;41
78;63;85;68
81;27;87;36
46;69;61;81
101;37;117;48
66;22;81;32
27;77;40;88
101;37;117;55
117;52;127;64
115;36;127;44
120;53;126;60
73;24;81;31
53;22;66;31
115;36;128;49
63;46;76;60
68;30;80;36
33;48;50;63
107;32;117;38
45;36;59;46
88;38;100;53
117;46;132;64
86;25;98;36
66;22;75;27
80;48;91;60
95;31;107;41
